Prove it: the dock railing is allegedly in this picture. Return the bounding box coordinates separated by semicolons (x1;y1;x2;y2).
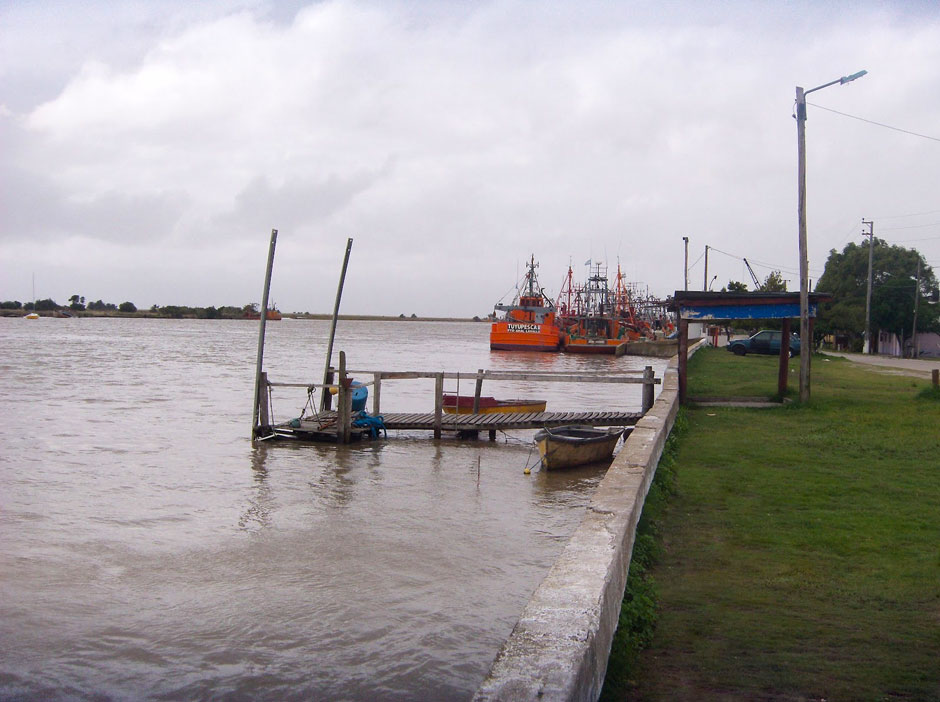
255;350;660;442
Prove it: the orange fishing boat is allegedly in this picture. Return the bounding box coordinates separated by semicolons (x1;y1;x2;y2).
558;262;653;354
489;255;564;352
443;395;547;415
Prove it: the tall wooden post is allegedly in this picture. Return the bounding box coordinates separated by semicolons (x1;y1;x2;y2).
678;318;689;404
252;228;277;439
321;238;353;410
641;365;655;413
778;318;791;397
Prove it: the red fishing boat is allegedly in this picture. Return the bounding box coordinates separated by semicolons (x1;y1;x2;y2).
489;255;564;352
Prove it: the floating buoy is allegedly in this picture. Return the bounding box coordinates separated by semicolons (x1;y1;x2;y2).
523;467;531;475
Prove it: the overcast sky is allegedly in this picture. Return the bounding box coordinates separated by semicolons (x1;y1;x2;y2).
2;0;939;316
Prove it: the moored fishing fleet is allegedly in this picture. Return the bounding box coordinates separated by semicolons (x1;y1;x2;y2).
489;255;676;356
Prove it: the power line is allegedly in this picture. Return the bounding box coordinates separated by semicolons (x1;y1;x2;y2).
807;102;940;143
879;221;940;232
873;209;940;220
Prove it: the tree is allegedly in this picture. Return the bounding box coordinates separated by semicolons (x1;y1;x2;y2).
761;271;787;292
726;280;748;293
816;239;938;349
68;294;85;311
118;301;137;313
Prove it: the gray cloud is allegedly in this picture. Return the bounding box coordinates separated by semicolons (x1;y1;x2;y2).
2;0;939;314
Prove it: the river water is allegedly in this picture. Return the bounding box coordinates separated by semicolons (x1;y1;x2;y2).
0;318;665;701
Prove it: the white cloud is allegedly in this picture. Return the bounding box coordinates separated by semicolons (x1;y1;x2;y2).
2;0;940;312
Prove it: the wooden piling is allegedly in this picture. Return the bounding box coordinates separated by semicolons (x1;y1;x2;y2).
251;228;277;439
321;238;353;411
933;369;939;388
678;318;689;404
473;369;484;413
257;372;270;431
778;317;791;397
641;365;655;413
373;372;382;415
337;351;350;443
434;373;444;439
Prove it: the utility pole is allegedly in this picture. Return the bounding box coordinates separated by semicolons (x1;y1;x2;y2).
703;245;710;291
862;219;874;354
795;69;867;402
911;257;921;359
683;237;689;291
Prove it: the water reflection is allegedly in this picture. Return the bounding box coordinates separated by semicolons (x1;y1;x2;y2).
239;446;273;532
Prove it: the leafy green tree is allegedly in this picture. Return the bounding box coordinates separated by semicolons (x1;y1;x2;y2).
34;298;58;311
761;271;787;292
816;239;938;348
68;294;85;311
726;280;748;293
0;300;23;309
118;301;137;313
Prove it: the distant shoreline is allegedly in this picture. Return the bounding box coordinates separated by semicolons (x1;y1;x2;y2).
1;309;487;323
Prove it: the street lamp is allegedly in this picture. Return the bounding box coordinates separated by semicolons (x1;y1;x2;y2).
795;69;867;402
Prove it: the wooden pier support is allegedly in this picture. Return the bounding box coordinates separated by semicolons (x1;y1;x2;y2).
641;365;655;413
434;373;444;439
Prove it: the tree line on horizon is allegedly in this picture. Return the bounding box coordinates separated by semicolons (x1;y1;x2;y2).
0;296;270;319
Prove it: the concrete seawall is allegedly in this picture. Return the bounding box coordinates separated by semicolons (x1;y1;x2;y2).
472;348;693;702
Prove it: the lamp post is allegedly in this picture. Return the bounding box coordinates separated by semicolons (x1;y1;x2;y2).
795;69;866;402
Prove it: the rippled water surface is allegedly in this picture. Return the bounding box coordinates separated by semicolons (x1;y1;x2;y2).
0;318;665;700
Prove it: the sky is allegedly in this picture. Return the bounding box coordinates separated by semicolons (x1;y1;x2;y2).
2;0;939;317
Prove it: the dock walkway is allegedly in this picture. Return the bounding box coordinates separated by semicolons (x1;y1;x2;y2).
273;409;642;441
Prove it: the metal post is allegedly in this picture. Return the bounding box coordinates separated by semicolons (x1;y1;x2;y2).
683;237;689;291
862;219;874;354
703;245;709;291
321;238;354;410
252;228;277;438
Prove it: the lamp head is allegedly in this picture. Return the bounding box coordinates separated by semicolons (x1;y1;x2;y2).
840;70;867;84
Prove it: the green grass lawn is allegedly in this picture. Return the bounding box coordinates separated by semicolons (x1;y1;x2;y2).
608;348;940;701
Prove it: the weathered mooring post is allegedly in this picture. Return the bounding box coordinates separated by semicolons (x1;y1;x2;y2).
433;373;444;440
642;365;655;413
321;238;354;411
251;229;278;439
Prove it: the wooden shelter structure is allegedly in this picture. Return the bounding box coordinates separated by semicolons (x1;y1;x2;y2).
671;291;832;403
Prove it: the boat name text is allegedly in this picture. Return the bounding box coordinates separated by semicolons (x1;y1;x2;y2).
507;324;542;333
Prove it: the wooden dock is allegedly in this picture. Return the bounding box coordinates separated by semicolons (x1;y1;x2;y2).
255;352;660;443
268;408;643;442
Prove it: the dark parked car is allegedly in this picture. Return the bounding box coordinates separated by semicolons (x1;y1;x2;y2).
728;330;801;356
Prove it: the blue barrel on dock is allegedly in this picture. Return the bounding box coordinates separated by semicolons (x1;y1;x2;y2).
351;381;368;412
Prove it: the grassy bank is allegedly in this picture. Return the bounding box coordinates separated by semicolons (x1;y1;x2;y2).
608;348;940;701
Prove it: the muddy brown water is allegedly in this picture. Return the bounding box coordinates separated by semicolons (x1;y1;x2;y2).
0;318;664;700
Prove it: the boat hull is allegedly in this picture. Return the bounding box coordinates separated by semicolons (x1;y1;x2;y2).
489;322;563;352
443;395;547;415
534;425;624;470
563;338;627;355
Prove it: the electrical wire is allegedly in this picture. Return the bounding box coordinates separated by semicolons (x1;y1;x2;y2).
807;102;940;143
